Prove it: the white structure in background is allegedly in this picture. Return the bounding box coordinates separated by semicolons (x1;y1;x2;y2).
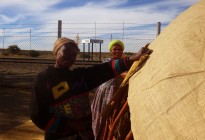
81;39;103;61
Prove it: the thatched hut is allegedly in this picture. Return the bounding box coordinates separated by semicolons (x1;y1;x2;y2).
128;0;205;139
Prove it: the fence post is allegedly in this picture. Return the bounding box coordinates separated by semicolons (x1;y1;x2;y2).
30;28;31;50
156;22;161;36
122;21;124;41
2;28;5;53
58;20;62;38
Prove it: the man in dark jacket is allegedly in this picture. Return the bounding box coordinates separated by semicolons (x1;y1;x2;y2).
30;37;152;140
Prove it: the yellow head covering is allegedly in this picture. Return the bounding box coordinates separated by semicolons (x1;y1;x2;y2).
108;39;124;52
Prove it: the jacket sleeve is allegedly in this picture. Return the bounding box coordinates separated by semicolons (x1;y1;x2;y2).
30;72;53;130
81;56;132;90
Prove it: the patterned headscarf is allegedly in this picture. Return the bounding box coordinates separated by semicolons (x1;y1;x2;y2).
53;37;78;57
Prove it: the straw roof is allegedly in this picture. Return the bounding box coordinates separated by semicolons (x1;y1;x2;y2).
128;0;205;139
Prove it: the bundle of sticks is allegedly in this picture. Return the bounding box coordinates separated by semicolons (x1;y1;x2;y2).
97;53;151;140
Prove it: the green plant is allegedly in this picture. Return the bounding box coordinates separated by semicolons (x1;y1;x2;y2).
28;50;40;57
7;45;21;54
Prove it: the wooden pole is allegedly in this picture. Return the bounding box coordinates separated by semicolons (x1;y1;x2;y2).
99;43;102;61
91;43;93;61
58;20;62;38
83;43;85;61
156;22;161;37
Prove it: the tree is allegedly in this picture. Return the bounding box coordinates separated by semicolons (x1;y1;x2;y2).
28;50;40;57
7;45;21;54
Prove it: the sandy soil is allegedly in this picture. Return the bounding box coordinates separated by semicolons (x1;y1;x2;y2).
0;62;46;140
0;62;96;140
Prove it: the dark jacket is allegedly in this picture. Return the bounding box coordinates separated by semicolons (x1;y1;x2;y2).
30;57;132;136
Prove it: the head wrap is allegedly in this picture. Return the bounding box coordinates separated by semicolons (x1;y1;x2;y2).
108;39;124;52
53;37;78;57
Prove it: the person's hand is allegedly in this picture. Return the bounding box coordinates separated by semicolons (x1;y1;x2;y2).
129;43;153;62
138;43;153;56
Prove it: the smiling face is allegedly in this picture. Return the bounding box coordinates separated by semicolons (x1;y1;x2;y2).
55;42;79;69
110;44;124;60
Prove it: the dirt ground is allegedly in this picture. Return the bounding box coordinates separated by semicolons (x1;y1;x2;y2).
0;63;48;140
0;62;96;140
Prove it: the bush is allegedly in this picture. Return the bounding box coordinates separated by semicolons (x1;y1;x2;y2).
7;45;21;54
28;50;40;57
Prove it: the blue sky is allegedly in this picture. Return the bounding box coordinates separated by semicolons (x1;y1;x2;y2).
0;0;199;25
0;0;200;52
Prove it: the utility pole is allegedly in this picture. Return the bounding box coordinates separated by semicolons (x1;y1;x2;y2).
156;22;161;36
58;20;62;38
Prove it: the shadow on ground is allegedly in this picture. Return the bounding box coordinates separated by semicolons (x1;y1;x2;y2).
0;73;44;139
0;63;95;139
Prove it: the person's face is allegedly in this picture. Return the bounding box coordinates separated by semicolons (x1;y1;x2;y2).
111;44;124;59
55;43;79;68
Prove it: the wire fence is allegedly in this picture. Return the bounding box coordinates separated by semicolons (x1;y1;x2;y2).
0;21;167;54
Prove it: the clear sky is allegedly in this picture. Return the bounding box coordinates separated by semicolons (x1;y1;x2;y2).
0;0;200;52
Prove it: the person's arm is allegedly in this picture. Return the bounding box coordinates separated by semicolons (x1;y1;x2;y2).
83;44;153;90
30;72;53;130
129;43;152;62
